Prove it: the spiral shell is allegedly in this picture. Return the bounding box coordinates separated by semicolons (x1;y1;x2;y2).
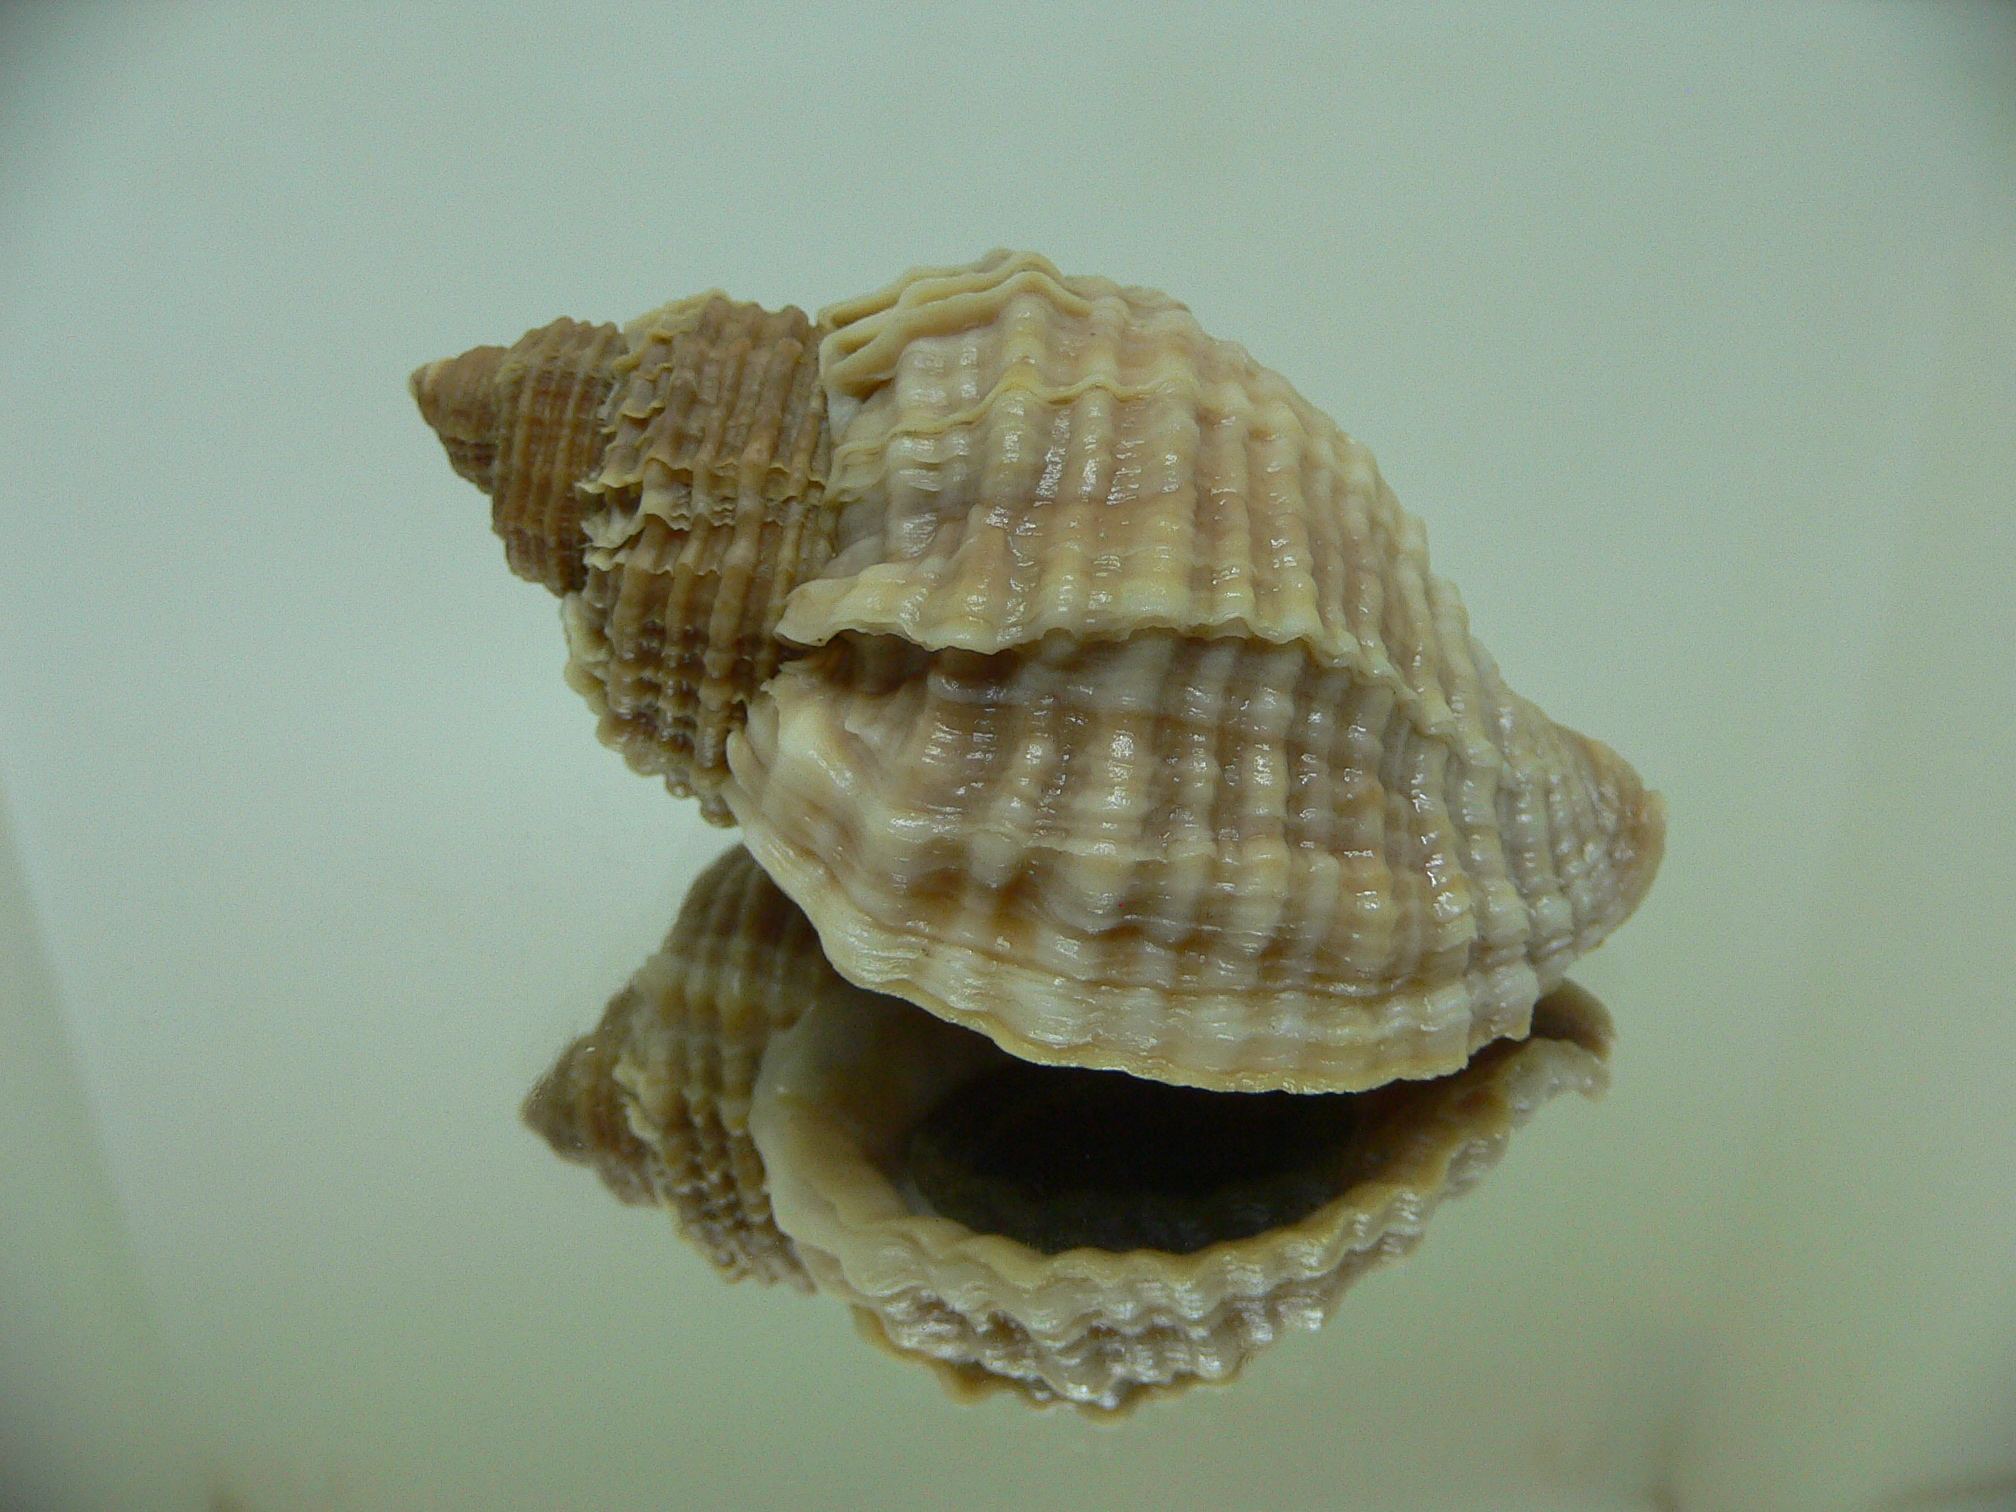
527;845;1613;1411
417;251;1661;1091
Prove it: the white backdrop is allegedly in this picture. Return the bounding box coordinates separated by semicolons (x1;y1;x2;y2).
3;6;2012;1511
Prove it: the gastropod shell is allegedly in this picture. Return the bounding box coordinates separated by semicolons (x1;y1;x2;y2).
416;251;1661;1093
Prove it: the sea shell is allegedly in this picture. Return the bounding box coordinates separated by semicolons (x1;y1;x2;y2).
416;251;1662;1091
527;844;1615;1412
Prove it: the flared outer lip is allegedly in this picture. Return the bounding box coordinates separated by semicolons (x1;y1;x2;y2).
747;984;1614;1346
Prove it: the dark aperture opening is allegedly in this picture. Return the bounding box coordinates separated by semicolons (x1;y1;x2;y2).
905;1059;1364;1255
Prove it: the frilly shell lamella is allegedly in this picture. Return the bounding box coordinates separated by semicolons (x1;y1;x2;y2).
417;250;1662;1093
530;845;1615;1412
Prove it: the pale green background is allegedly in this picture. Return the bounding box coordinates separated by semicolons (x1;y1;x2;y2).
2;5;2012;1511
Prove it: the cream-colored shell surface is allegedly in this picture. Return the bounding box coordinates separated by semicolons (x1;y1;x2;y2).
730;628;1651;1092
750;967;1613;1412
783;251;1440;673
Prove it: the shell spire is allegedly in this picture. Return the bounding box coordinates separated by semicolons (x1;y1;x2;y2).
411;317;627;594
413;299;836;822
522;845;835;1288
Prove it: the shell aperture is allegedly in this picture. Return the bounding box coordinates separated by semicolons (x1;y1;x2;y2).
905;1061;1364;1256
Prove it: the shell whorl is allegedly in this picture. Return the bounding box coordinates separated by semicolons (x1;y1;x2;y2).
566;295;835;823
414;297;835;822
410;317;627;594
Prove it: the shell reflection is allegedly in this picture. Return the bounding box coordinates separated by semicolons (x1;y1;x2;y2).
527;846;1613;1412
